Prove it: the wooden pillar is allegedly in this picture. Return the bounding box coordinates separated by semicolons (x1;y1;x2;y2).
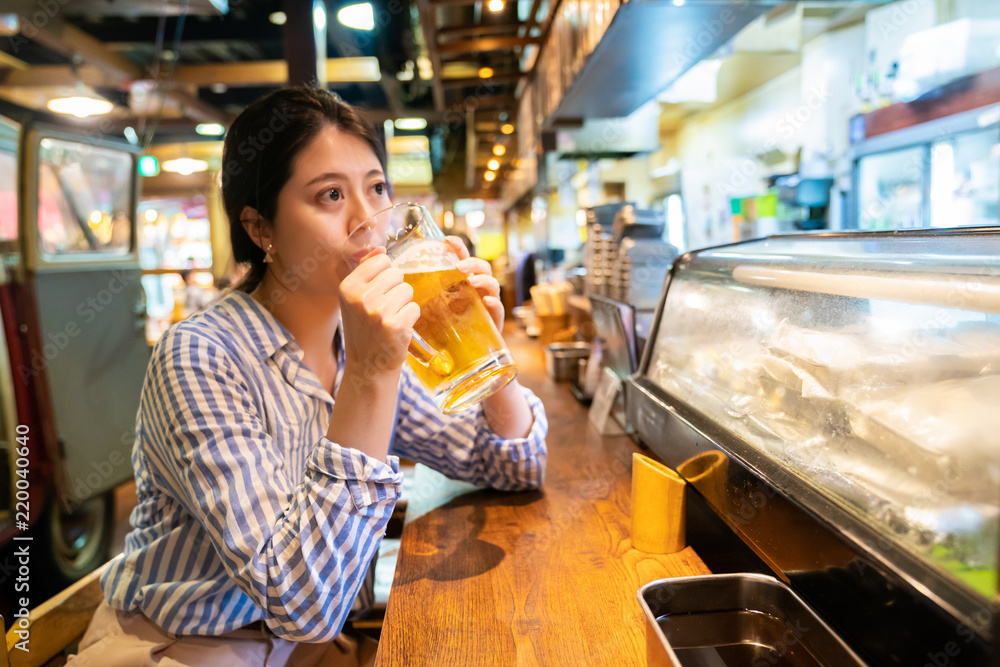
283;0;327;86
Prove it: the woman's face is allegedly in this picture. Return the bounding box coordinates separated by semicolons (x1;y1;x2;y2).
267;124;390;298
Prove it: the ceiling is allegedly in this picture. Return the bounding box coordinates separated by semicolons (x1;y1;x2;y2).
0;0;552;199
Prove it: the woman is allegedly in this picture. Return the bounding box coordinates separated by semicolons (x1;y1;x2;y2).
69;87;548;667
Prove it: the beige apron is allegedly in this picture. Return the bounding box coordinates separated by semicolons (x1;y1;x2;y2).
66;599;378;667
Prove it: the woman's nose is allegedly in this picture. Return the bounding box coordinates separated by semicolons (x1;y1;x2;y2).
349;196;378;231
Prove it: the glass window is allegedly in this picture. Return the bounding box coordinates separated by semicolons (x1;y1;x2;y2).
0;117;18;242
37;138;132;256
857;147;925;230
930;128;1000;228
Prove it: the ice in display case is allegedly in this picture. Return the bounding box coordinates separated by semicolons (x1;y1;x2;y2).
626;228;1000;666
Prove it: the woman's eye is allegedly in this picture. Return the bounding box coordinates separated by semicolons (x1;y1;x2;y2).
326;189;341;201
373;183;385;196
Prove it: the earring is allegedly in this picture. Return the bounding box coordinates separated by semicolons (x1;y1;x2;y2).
263;244;274;263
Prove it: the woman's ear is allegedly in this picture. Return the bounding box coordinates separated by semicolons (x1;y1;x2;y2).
241;206;272;252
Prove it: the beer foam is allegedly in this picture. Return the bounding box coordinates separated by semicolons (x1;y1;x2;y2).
394;239;455;273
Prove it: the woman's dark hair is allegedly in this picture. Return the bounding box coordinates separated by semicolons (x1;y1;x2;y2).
221;86;387;293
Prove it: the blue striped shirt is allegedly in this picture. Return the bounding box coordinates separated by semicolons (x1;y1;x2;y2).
102;290;547;642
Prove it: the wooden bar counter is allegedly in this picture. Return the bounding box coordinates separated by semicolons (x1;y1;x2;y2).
374;326;710;666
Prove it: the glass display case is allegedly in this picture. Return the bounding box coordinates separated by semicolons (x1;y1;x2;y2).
627;227;1000;666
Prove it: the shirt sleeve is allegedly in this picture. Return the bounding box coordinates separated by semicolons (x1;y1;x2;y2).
391;366;548;490
139;326;403;642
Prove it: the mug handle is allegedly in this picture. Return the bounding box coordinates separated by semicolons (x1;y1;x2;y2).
408;332;454;376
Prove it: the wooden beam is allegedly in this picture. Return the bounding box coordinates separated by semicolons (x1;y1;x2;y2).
0;64;116;87
0;49;28;70
444;94;515;113
437;24;521;41
284;0;326;85
166;90;234;124
19;19;228;124
413;0;446;111
442;74;520;89
172;58;380;86
1;59;381;89
437;37;539;54
24;20;140;82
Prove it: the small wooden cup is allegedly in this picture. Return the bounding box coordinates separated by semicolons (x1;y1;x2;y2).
631;453;686;554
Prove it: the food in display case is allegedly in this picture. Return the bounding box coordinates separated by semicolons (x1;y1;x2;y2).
642;230;1000;603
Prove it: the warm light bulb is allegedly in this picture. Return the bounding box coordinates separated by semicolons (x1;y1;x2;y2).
337;3;374;30
196;123;225;136
493;144;506;156
488;0;504;12
394;118;428;130
162;158;209;175
478;67;494;79
488;159;500;170
484;171;496;182
500;123;514;135
47;95;114;118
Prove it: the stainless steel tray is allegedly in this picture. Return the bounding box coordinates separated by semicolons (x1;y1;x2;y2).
638;574;868;667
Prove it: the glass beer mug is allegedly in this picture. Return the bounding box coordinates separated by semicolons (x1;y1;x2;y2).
344;203;518;414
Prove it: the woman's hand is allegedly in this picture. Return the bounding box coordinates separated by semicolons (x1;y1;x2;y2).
338;248;419;376
445;237;504;330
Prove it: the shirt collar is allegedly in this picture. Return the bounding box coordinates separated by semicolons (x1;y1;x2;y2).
222;290;346;403
222;290;295;361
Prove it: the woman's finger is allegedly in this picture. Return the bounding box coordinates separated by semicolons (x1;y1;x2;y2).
381;280;416;316
444;236;470;260
456;257;492;277
482;295;504;329
467;274;500;299
365;265;406;298
347;250;392;285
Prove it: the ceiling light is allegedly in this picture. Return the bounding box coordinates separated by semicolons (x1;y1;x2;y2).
196;123;225;136
466;210;485;227
144;209;159;222
394;118;427;131
478;67;494;79
484;171;496;182
488;0;504;12
47;95;114;118
269;11;287;25
671;0;685;5
314;2;327;31
338;3;374;31
492;144;506;156
488;159;500;170
89;210;103;225
162;158;208;175
500;123;514;135
123;126;139;145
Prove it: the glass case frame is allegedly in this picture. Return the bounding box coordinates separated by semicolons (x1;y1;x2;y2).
627;226;1000;666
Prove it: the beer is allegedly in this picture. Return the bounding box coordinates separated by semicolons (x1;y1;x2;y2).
396;240;517;412
345;203;518;413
